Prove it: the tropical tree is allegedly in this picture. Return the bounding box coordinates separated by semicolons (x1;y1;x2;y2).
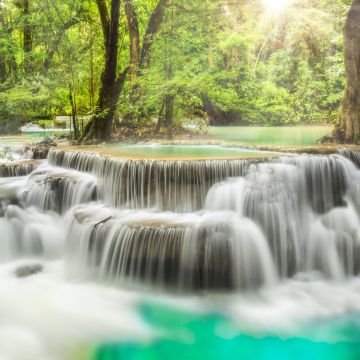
82;0;169;142
333;0;360;143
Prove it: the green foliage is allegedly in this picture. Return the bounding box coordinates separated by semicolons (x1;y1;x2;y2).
0;77;60;132
0;0;351;134
121;0;348;128
53;119;67;129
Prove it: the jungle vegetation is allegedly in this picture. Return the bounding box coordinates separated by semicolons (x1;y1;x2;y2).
0;0;356;142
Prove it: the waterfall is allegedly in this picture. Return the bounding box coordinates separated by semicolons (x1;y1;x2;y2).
337;147;360;168
1;147;360;291
0;177;26;201
0;145;37;177
0;205;63;262
0;162;37;178
23;165;98;213
65;205;276;290
204;154;360;281
48;149;253;211
206;162;306;277
283;155;348;214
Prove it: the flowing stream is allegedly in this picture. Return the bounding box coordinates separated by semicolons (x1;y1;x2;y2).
1;144;360;359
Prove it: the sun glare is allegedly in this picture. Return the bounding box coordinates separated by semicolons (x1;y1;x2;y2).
261;0;293;14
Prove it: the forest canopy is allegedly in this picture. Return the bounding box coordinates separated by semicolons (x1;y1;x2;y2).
0;0;352;137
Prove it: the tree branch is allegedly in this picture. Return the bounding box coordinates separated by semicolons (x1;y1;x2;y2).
140;0;169;69
96;0;110;47
124;0;140;85
43;17;80;71
115;67;129;93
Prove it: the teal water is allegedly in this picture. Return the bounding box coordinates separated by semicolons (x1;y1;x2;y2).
106;144;272;159
1;130;359;360
94;304;360;360
208;126;332;146
22;130;69;137
0;131;68;145
106;126;332;159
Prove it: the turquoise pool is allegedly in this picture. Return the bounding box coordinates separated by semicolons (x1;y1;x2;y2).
93;304;360;360
106;144;275;159
208;126;332;146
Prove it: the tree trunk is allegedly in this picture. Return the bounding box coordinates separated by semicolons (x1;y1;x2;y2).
123;0;169;123
0;60;6;83
89;25;95;111
155;100;165;133
82;0;127;142
69;83;79;140
139;0;169;70
333;0;360;144
125;0;140;87
84;0;168;141
83;68;128;142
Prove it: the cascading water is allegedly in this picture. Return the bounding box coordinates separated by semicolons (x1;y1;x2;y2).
2;144;360;358
0;162;36;177
48;149;252;211
0;205;63;262
65;206;276;290
205;155;360;280
2;147;360;290
23;165;98;213
0;144;37;178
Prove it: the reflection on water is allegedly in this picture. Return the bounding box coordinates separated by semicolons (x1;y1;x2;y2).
209;126;332;146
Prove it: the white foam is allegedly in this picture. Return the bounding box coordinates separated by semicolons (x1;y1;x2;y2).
0;261;153;360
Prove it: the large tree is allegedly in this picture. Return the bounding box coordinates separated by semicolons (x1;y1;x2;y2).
83;0;168;142
82;0;128;142
123;0;169;127
125;0;169;83
333;0;360;143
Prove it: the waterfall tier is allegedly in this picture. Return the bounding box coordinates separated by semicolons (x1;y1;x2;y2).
48;149;254;211
65;206;276;291
23;165;98;213
0;205;63;262
0;162;37;178
1;147;360;291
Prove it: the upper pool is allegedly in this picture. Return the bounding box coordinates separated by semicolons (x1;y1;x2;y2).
105;144;276;160
208;126;332;146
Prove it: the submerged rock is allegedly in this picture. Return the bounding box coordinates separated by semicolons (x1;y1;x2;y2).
15;264;43;278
